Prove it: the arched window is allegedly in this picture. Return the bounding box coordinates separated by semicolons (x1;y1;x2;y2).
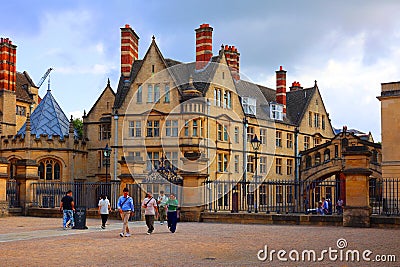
315;152;321;165
38;162;45;180
54;163;61;180
38;159;62;181
324;149;330;162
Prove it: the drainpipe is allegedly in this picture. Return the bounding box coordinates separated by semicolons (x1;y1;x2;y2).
243;117;248;211
294;127;300;207
113;110;119;208
113;110;119;181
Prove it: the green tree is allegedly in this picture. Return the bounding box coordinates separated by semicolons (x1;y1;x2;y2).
73;118;83;139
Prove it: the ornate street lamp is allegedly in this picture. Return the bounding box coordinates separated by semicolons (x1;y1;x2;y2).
251;134;261;213
103;144;112;183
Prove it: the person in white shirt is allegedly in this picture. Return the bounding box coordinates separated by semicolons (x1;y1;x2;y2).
142;191;158;235
157;191;169;225
98;194;111;229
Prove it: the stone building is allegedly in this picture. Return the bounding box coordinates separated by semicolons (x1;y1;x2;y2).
83;23;335;198
378;81;400;178
0;37;86;183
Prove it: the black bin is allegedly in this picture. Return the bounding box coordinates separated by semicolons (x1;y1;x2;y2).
73;206;88;229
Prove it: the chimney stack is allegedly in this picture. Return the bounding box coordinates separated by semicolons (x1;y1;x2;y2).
276;66;287;114
121;24;139;78
289;81;303;91
0;37;17;92
195;23;213;70
224;45;240;80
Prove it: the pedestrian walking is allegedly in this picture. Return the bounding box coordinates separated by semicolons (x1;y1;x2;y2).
117;187;134;237
98;194;111;229
60;190;75;229
337;198;344;215
142;191;158;235
157;190;168;225
166;193;179;233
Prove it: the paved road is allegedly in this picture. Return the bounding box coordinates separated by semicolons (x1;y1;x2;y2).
0;216;399;266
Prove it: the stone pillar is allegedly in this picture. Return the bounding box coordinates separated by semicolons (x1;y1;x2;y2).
14;159;39;215
179;173;208;222
342;147;372;227
179;156;209;222
0;157;10;217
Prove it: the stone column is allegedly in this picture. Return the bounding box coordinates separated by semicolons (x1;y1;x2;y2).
14;159;39;215
342;147;372;227
0;157;10;217
179;156;209;222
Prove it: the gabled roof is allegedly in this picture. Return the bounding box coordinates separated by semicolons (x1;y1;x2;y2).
111;37;324;128
286;86;316;125
113;38;222;109
86;79;115;117
17;89;74;139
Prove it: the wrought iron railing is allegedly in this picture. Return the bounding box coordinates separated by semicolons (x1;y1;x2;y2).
31;181;120;209
370;178;400;216
203;179;342;214
6;180;19;208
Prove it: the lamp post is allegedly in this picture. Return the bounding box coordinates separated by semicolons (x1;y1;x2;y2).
251;134;261;213
103;144;111;183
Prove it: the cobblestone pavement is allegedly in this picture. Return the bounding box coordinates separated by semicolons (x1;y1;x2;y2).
0;216;399;267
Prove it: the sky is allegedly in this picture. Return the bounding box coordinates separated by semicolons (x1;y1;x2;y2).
2;0;400;142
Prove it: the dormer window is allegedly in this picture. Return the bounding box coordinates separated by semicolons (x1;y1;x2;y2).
242;97;256;115
270;103;283;121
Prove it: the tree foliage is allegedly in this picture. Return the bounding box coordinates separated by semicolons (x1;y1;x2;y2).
73;118;83;138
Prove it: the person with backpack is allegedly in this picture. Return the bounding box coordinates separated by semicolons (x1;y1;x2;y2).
142;191;158;235
117;187;134;237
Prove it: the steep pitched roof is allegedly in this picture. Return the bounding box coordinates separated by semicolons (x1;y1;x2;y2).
113;39;221;109
16;71;36;103
286;86;316;125
17;89;74;139
235;80;272;121
86;79;116;117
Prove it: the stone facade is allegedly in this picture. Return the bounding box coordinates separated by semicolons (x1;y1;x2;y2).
378;82;400;178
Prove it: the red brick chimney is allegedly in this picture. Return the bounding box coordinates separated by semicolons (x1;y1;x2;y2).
0;38;17;92
121;24;139;77
195;23;213;70
276;66;287;114
224;45;240;80
289;81;303;91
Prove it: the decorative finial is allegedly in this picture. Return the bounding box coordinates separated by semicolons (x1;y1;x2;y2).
83;110;86;117
314;80;317;87
70;115;73;121
47;74;51;91
152;35;155;41
107;78;110;87
189;75;194;86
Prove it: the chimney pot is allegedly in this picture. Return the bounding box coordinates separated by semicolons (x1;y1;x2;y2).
125;24;130;28
280;65;283;71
